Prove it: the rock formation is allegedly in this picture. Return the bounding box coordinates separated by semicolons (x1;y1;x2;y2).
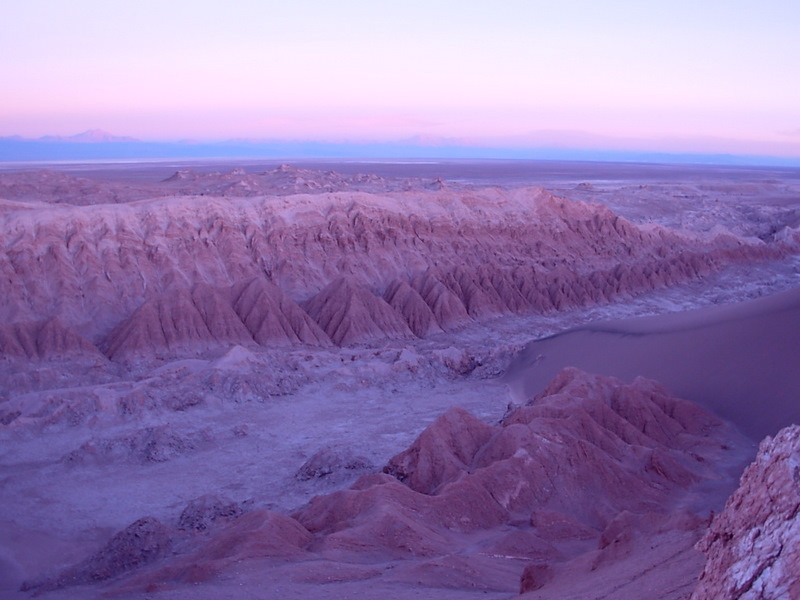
383;278;444;337
292;368;732;568
22;517;174;592
20;368;739;596
177;494;244;532
231;277;332;346
303;277;415;345
409;269;472;330
102;286;253;359
0;178;785;357
691;425;800;600
0;317;100;360
3;165;800;600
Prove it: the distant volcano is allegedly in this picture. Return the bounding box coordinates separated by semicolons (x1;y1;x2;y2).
38;129;140;143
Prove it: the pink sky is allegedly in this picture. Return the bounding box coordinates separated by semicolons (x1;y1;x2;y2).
2;0;799;157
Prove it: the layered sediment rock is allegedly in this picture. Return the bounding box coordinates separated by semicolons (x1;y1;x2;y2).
103;286;254;359
303;277;415;345
17;368;745;595
0;178;787;357
383;279;444;337
294;369;728;559
231;277;332;346
0;317;100;360
691;425;800;600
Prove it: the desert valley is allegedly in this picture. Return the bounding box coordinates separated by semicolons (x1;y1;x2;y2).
0;159;798;599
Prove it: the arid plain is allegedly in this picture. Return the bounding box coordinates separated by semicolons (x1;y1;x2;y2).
1;160;799;599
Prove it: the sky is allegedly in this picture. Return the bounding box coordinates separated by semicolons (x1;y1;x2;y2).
2;0;800;157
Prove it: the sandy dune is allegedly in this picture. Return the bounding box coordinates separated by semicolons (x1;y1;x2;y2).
506;286;800;440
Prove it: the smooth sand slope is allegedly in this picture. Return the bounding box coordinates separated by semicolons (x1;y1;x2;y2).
506;286;800;440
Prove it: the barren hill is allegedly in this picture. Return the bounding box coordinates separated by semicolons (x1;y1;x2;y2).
21;370;749;598
0;179;787;358
1;163;799;600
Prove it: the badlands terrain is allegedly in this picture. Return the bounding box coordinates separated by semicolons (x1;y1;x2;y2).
0;159;799;599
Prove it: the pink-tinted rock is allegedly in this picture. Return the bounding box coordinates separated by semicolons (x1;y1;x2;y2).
409;269;471;330
294;369;731;563
232;277;331;346
103;285;253;358
383;278;443;337
438;265;511;318
383;406;496;495
303;277;414;345
1;183;779;349
100;510;311;591
294;476;459;557
0;317;100;360
186;509;312;562
691;425;800;600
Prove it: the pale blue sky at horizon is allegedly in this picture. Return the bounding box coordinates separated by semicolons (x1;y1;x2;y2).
2;0;799;157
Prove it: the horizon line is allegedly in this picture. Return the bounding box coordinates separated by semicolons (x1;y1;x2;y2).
1;130;800;168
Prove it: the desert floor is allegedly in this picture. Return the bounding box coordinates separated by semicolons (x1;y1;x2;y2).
1;159;798;599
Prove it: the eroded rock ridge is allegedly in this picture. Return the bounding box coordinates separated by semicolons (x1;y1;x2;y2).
692;425;800;600
1;181;786;359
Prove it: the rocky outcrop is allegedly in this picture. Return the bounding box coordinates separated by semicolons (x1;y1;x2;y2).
177;494;244;532
22;517;174;592
62;425;214;465
293;369;730;561
19;368;745;596
103;286;254;359
296;446;374;482
1;184;782;346
383;278;444;337
303;277;415;345
383;405;496;495
231;277;331;346
0;317;101;360
691;425;800;600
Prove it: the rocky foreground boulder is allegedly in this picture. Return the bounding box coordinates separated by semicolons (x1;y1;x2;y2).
691;424;800;600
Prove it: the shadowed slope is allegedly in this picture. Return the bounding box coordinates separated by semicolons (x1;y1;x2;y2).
505;286;800;439
0;318;100;360
232;277;332;346
303;277;415;345
383;279;444;337
103;286;254;359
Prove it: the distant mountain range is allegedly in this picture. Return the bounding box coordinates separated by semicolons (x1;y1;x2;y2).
36;129;141;144
1;129;799;167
